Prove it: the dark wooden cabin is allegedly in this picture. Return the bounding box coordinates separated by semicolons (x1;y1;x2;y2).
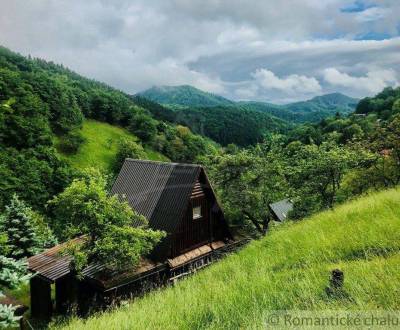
28;160;237;319
111;159;232;260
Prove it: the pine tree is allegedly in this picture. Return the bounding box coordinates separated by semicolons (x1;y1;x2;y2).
0;194;41;259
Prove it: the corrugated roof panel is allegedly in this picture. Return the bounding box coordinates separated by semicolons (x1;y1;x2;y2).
111;159;174;221
111;159;200;233
269;199;294;221
150;164;200;233
27;237;84;282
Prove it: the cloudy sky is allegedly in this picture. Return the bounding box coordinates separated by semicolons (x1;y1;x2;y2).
0;0;399;103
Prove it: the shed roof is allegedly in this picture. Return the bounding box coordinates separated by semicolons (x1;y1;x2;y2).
27;237;84;282
27;237;164;289
111;159;201;233
269;199;293;222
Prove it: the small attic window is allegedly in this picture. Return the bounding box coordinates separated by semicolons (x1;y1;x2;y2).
193;206;202;219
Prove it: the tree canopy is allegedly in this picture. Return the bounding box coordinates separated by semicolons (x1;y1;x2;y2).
48;169;165;272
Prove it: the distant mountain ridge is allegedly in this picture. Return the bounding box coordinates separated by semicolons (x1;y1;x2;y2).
137;85;359;123
139;85;234;108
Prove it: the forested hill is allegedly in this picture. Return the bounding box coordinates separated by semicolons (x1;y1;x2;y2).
133;94;290;146
138;85;358;123
0;46;216;211
239;93;358;123
138;85;235;108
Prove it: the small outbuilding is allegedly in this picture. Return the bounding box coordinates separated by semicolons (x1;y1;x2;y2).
269;199;294;222
28;160;239;319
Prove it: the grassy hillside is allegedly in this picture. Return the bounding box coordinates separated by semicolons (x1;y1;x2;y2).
57;120;168;171
59;188;400;329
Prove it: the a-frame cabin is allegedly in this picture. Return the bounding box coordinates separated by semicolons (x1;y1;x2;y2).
111;159;232;260
28;160;237;319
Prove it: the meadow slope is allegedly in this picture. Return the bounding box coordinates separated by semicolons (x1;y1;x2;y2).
56;120;168;171
59;188;400;329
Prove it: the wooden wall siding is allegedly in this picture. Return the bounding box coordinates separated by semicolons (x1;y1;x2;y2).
191;179;205;198
172;195;210;257
30;276;53;319
55;275;78;314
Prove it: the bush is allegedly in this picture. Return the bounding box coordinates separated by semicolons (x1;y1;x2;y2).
128;112;158;143
48;169;165;272
112;138;145;173
57;130;86;154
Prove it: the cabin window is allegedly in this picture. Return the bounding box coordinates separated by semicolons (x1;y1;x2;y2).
193;206;202;219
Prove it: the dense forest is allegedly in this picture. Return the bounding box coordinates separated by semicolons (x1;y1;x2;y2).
200;87;400;233
135;92;289;146
0;46;217;211
138;85;235;108
137;85;357;146
238;92;358;123
0;46;399;327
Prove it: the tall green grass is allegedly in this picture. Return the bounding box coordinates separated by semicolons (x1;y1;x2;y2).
58;188;400;329
57;120;168;171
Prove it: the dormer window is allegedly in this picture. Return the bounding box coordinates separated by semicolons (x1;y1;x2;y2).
193;206;202;219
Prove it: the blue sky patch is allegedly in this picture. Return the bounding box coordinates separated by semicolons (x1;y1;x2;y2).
341;0;376;13
355;31;392;41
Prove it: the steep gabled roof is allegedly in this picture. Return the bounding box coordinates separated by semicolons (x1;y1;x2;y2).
269;199;293;222
111;159;201;233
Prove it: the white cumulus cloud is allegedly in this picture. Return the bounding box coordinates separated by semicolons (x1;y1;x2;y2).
252;69;322;95
323;68;399;94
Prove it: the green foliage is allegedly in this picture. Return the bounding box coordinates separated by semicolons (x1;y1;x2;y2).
139;86;357;125
57;120;169;172
174;105;288;146
0;256;30;328
152;124;217;163
128;110;158;143
59;188;400;330
201;138;290;233
0;146;73;211
0;256;30;289
131;95;176;123
138;86;290;146
0;46;214;214
285;142;369;213
0;70;52;149
138;85;235;108
0;195;42;259
27;209;58;249
202;136;374;229
240;93;358;124
57;129;86;155
356;87;400;118
112;138;145;174
0;303;22;328
48;169;165;272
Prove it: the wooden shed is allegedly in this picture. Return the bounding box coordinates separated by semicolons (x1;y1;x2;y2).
28;160;236;319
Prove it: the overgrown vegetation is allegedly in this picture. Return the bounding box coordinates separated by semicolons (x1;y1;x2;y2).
0;46;214;327
56;120;166;172
58;188;400;329
48;169;165;272
137;86;358;146
1;44;399;328
202;87;400;232
0;46;214;211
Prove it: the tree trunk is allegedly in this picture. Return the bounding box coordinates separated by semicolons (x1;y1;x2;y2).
243;211;264;234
